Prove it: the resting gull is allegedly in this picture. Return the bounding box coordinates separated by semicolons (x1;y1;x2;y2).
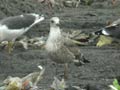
93;19;120;41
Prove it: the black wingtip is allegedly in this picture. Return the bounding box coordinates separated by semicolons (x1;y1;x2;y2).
92;29;104;36
74;54;90;66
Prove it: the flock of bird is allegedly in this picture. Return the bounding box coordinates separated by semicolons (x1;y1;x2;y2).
0;12;120;89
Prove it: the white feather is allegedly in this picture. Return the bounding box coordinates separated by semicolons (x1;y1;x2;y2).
109;85;118;90
46;26;61;51
102;29;110;35
0;25;26;41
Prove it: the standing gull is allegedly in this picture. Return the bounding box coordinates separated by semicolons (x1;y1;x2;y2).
45;17;89;79
0;13;44;53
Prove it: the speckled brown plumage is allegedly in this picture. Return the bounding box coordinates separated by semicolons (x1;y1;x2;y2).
45;17;89;79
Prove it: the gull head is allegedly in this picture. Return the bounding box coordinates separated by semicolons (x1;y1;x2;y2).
50;17;60;27
30;13;45;23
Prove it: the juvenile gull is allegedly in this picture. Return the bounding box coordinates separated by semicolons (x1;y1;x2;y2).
0;13;44;53
45;17;89;79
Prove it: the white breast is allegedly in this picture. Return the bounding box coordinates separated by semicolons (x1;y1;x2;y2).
0;25;26;42
46;27;62;52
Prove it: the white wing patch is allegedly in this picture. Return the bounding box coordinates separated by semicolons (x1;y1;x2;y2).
102;29;110;35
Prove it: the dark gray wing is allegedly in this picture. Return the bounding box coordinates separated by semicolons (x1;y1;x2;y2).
104;24;120;38
0;14;36;29
94;24;120;38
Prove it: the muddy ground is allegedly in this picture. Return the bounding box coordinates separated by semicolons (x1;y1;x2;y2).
0;0;120;90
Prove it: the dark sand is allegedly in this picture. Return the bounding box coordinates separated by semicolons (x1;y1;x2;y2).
0;0;120;90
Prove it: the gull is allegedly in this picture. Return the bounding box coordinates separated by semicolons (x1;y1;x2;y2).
93;19;120;41
0;13;45;53
45;17;89;79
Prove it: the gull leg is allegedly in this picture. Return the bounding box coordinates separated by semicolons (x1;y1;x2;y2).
55;63;58;76
75;0;80;8
64;63;68;80
8;41;14;54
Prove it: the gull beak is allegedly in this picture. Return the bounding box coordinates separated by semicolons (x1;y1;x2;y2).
56;23;61;27
34;14;45;24
56;23;60;26
39;14;45;22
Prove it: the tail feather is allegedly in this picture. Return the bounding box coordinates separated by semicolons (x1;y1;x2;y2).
73;54;90;66
94;30;103;35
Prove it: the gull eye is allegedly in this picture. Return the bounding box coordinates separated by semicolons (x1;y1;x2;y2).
51;20;54;23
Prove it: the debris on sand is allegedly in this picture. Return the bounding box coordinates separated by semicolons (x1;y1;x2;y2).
0;65;45;90
22;65;45;90
81;0;94;5
68;30;90;46
3;76;22;90
38;0;57;8
96;35;113;47
50;77;67;90
111;0;117;6
109;78;120;90
63;0;81;8
39;0;81;9
0;36;46;50
38;0;62;10
18;36;46;49
50;77;85;90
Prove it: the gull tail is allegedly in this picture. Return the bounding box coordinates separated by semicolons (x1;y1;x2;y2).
73;54;90;66
92;29;104;36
